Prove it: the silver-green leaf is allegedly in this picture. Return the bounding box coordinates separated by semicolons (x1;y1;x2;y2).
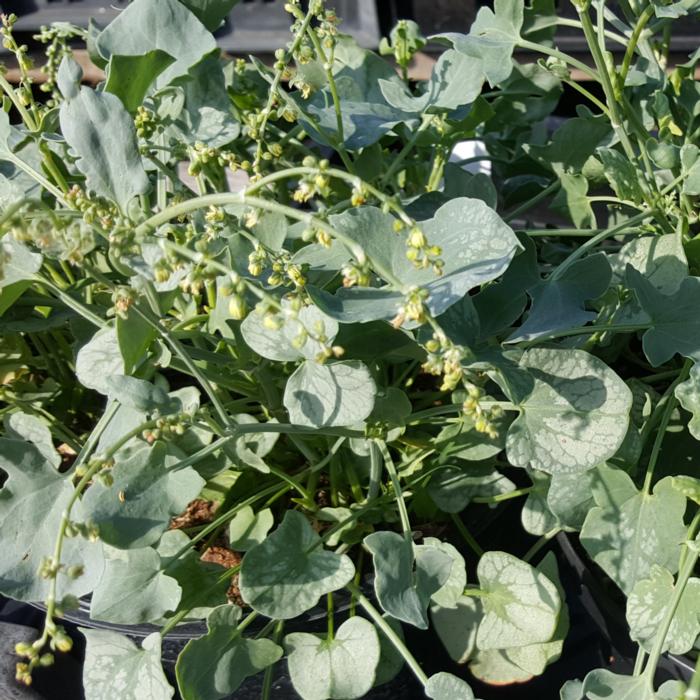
283;360;376;428
626;565;700;654
580;469;687;594
81;629;174;700
285;617;380;700
506;348;632;474
239;510;355;619
476;551;560;650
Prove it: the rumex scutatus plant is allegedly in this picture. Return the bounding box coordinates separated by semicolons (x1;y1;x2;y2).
2;0;700;697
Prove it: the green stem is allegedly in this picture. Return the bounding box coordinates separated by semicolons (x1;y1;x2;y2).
642;360;692;495
326;593;335;641
552;209;653;279
575;7;634;161
426;145;448;192
261;621;284;700
450;514;484;557
305;30;353;173
267;464;314;504
633;646;647;676
407;401;517;424
517;323;651;347
505;181;560;223
472;486;534;504
36;276;106;328
618;5;655;90
37;403;131;648
562;77;610;116
380;116;432;187
253;3;317;171
6;152;67;203
346;581;429;687
523;528;560;563
367;441;382;502
555;17;629;46
376;440;412;543
244;165;416;226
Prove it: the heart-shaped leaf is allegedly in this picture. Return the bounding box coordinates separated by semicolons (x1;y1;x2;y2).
506;348;632;474
95;0;217;86
285;616;380;700
241;302;339;362
283;360;376;427
316;199;521;322
431;598;481;663
476;551;560;649
506;253;611;343
76;327;126;396
239;510;355;619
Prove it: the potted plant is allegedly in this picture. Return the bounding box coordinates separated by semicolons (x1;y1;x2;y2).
1;0;700;698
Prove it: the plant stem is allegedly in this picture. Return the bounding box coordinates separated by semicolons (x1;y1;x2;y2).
517;323;651;347
552;208;653;279
523;528;560;563
136;192;375;271
253;3;317;172
261;621;284;700
555;17;629;46
618;5;655;89
450;514;484;557
376;440;412;543
304;28;354;173
37;404;135;648
380;116;432;187
36;276;106;328
561;77;610;116
367;440;382;502
472;486;534;504
346;581;429;687
642;360;692;495
6;152;67;203
326;592;335;641
574;5;637;163
505;181;560;223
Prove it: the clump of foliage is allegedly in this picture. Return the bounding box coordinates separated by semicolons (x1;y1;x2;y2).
1;0;700;697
